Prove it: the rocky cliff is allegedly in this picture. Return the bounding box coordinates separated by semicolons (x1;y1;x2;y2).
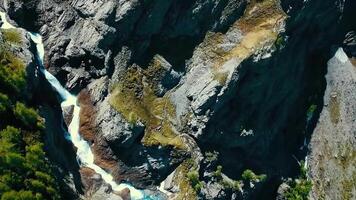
1;0;355;199
307;48;355;200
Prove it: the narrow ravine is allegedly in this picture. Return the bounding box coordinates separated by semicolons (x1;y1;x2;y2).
0;11;153;200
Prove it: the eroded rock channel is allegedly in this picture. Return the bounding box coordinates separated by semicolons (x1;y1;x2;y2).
1;0;355;199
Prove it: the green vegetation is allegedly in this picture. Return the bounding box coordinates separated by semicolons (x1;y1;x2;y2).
285;161;313;200
306;104;317;121
285;179;312;200
241;169;267;182
211;166;266;192
1;29;22;45
187;170;203;192
213;165;223;178
205;151;218;162
0;51;26;95
221;179;241;191
0;30;60;199
109;64;185;149
172;159;199;200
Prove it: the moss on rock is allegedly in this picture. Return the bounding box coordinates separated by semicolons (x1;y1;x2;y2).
1;29;23;45
109;63;185;149
172;159;199;200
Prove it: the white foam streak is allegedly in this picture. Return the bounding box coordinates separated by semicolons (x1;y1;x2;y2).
0;12;15;29
1;11;146;200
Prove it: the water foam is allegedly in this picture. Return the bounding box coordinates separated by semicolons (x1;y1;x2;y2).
1;11;147;200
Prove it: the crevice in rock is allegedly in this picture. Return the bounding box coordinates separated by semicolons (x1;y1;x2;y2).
196;0;352;198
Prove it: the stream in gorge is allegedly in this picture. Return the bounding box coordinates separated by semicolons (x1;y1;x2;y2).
0;11;156;200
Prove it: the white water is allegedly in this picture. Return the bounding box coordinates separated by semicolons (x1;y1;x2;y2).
1;12;148;200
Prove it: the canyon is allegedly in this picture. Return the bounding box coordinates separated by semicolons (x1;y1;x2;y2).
0;0;355;199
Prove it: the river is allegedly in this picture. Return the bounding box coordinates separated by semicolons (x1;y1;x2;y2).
0;11;155;200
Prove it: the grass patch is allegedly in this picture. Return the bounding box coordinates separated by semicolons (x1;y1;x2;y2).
1;29;22;45
109;65;185;149
172;159;198;199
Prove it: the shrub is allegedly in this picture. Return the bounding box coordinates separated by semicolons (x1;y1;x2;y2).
187;170;203;192
242;169;267;182
213;165;223;178
34;172;54;185
13;103;40;129
4;153;26;170
0;140;16;154
285;179;312;200
26;179;46;194
0;126;21;146
0;172;23;190
221;180;241;191
0;28;60;200
1;30;22;45
1;190;37;200
284;161;312;200
25;143;45;171
0;52;26;94
0;93;10;113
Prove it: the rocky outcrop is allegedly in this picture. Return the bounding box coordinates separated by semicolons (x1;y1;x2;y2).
170;0;286;136
2;0;287;198
80;167;123;200
3;0;356;199
307;48;356;200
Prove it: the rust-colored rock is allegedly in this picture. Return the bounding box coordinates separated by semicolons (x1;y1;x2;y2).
77;90;123;182
115;188;131;200
78;90;96;143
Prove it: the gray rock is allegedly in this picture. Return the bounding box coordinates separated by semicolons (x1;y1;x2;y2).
203;181;225;199
96;97;143;148
308;48;356;200
276;183;290;200
109;46;132;89
62;105;74;126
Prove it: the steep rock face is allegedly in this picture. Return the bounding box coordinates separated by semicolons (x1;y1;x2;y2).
80;167;123;200
3;0;356;199
171;0;286;135
308;48;356;200
1;0;250;188
1;0;287;198
2;0;248;88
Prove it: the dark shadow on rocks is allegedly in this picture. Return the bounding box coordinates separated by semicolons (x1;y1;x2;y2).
34;72;84;198
198;0;353;199
107;130;189;188
5;0;41;32
131;0;247;72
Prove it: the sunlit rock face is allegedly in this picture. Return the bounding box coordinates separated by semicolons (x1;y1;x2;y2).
1;0;356;199
308;48;356;200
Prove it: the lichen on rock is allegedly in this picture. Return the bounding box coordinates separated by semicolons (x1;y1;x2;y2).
109;59;185;150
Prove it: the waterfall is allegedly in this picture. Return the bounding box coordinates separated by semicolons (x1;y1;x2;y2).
0;12;150;200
